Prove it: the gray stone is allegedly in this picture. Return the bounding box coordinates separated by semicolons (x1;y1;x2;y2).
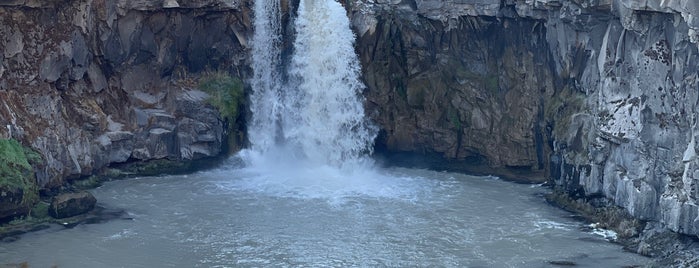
86;63;107;93
163;0;180;8
39;52;70;82
69;31;90;80
49;191;97;219
4;29;23;58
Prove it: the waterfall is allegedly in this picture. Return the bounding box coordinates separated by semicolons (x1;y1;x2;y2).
248;0;377;168
249;0;283;153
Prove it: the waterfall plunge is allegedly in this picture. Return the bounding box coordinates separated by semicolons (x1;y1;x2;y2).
247;0;377;169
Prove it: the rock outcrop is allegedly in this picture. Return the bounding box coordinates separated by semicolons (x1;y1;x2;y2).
349;0;699;247
356;12;554;179
48;191;97;219
0;0;251;190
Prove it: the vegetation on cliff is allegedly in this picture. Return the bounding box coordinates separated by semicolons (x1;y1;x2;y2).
0;139;40;220
198;72;245;152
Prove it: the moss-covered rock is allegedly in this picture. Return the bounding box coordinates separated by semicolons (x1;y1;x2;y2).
109;159;194;178
49;191;97;219
0;139;40;221
197;71;245;153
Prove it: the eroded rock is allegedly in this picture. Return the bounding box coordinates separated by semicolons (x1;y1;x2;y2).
49;191;97;219
0;0;250;188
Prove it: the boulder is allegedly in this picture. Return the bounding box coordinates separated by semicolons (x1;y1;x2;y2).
49;191;97;219
0;185;29;220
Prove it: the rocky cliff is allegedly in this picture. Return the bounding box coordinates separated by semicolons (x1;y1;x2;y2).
349;0;699;257
354;8;555;180
0;0;250;193
3;0;699;262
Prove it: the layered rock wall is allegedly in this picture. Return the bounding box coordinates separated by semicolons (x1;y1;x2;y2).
350;0;699;237
0;0;251;188
356;13;555;177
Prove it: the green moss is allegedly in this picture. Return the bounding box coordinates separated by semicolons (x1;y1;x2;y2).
453;65;499;95
0;139;32;181
119;159;193;177
544;85;585;140
0;139;39;207
72;175;103;190
198;72;245;153
198;72;244;122
29;201;49;220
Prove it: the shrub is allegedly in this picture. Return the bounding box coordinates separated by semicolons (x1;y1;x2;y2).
197;72;245;152
198;72;244;122
0;139;39;211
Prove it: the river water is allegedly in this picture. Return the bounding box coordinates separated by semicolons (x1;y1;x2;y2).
0;158;648;267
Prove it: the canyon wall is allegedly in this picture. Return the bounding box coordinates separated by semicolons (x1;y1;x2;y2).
0;0;250;191
3;0;699;250
350;0;699;238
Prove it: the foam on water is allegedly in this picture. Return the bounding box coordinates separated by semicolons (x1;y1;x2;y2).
215;151;429;203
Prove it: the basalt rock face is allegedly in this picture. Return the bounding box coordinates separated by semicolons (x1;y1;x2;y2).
355;12;555;179
0;0;251;189
350;0;699;239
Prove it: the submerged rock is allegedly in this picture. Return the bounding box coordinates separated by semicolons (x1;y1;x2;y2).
49;191;97;219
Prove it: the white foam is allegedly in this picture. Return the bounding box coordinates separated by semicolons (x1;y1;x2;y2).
213;151;429;204
589;223;618;241
103;229;136;241
534;220;573;231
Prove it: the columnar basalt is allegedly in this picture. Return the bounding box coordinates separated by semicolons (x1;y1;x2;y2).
349;0;699;248
0;0;251;191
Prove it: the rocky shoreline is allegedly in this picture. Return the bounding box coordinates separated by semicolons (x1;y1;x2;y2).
547;190;699;267
0;154;228;242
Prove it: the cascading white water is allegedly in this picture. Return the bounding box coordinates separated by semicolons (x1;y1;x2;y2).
248;0;377;168
249;0;283;153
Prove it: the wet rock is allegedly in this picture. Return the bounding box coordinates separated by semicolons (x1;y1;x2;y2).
174;89;224;159
0;185;29;220
49;191;97;219
356;14;553;172
0;1;250;187
547;260;577;266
